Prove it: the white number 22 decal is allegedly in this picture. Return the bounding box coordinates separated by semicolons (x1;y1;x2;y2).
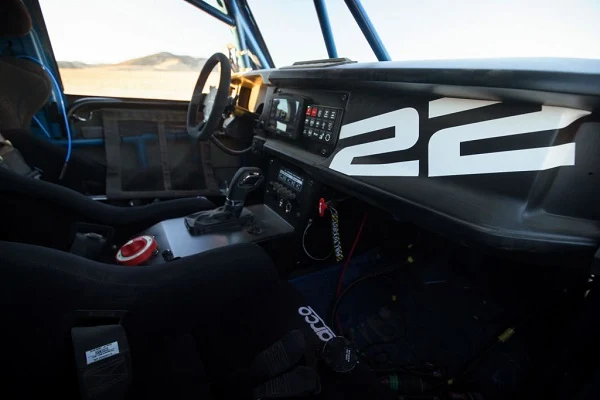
329;108;420;177
330;98;590;177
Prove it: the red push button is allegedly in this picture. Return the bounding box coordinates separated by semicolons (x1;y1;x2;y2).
311;108;318;117
306;107;312;116
116;235;158;266
121;239;145;257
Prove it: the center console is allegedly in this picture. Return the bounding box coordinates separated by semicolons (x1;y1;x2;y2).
115;85;346;265
139;204;294;265
118;160;320;266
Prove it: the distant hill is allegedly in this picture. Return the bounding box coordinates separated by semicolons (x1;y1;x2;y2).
116;52;207;71
58;52;207;72
57;61;93;69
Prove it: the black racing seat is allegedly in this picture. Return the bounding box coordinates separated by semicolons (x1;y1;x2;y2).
0;241;299;399
0;160;215;249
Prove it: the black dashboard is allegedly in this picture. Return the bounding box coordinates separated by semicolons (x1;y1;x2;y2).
243;58;600;260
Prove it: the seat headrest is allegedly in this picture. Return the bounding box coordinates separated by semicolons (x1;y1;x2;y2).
0;58;51;130
0;0;32;37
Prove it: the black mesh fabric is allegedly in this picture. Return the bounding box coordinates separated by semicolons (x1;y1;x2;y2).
102;109;219;200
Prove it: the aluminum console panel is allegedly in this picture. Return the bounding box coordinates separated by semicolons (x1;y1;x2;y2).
142;204;294;264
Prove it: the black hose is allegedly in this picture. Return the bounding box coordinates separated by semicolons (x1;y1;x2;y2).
210;135;253;155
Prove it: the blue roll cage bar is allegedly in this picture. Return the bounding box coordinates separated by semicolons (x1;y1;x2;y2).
185;0;391;69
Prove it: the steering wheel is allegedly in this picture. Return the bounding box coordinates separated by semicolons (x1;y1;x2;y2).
187;52;232;140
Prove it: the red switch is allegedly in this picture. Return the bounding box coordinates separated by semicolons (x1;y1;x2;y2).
318;198;328;217
306;107;312;116
311;108;318;117
116;235;158;266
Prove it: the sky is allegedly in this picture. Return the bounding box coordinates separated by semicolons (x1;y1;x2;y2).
40;0;600;66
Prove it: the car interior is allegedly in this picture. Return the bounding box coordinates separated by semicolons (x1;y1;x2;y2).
1;0;600;399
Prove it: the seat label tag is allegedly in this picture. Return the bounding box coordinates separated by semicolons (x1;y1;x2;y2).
86;341;120;365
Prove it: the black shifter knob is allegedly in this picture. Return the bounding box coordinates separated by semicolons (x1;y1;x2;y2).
226;167;264;204
185;167;264;234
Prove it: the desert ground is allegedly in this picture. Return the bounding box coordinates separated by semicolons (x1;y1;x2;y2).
60;68;220;101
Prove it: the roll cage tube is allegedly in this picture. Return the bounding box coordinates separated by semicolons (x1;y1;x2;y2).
314;0;338;59
343;0;391;61
188;0;391;67
312;0;391;61
226;0;272;69
184;0;234;25
185;0;274;70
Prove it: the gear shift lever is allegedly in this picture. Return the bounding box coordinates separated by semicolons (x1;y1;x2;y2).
224;167;264;217
184;167;264;235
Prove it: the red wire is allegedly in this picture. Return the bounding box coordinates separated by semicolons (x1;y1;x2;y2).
335;213;368;333
336;212;368;298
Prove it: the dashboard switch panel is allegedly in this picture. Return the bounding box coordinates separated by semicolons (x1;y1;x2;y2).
302;104;343;146
262;88;348;157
